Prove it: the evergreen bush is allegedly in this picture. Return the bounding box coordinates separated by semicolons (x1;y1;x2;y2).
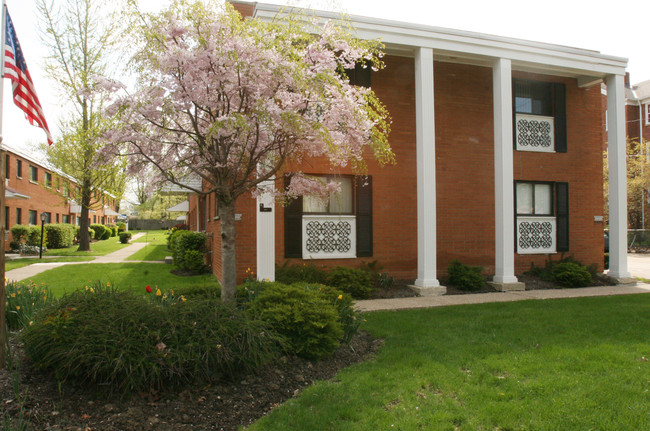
551;262;593;287
447;260;484;291
119;232;132;244
90;224;108;240
326;266;374;299
44;224;75;249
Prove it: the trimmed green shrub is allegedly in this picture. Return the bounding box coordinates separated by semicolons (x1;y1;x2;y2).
275;262;328;285
166;285;221;299
9;240;20;251
248;283;343;360
90;224;108;241
100;228;112;240
299;283;362;344
44;224;75;249
119;232;132;244
105;224;118;237
551;262;593;287
170;231;207;272
116;222;126;233
26;226;46;248
4;281;53;330
447;260;484;291
22;285;280;394
10;224;30;243
326;266;374;299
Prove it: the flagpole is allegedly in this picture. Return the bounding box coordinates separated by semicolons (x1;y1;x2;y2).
0;0;7;370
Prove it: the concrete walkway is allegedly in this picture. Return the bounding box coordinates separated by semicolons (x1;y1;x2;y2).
356;283;650;312
6;232;149;282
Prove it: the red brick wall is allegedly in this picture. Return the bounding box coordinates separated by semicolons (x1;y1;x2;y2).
205;56;606;284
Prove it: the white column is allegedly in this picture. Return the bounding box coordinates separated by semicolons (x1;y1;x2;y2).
606;74;631;281
492;58;519;285
256;178;275;281
413;47;441;290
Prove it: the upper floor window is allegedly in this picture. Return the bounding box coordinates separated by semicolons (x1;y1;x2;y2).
646;103;650;125
513;79;566;153
45;172;53;188
16;159;22;178
344;63;371;88
4;154;9;179
29;165;37;182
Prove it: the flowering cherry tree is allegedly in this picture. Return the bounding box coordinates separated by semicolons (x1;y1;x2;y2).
103;1;393;302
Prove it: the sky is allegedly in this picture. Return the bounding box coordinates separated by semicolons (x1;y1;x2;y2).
2;0;649;155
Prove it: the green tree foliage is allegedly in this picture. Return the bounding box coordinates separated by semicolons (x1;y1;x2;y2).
37;0;127;251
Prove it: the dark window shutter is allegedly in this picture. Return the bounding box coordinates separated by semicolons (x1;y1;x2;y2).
556;182;569;252
356;175;373;257
554;83;567;153
284;175;303;258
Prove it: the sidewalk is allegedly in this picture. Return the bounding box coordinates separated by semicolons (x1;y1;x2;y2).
6;232;149;282
355;283;650;311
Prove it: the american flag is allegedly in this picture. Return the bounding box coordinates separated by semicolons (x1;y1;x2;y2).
3;7;52;145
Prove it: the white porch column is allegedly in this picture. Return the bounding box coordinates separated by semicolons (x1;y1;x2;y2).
412;47;443;295
606;74;632;282
256;178;275;281
491;58;523;290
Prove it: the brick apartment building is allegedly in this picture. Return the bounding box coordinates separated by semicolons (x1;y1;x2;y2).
625;79;650;143
2;144;120;243
185;2;631;293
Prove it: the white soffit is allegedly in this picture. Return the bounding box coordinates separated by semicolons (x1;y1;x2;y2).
253;3;627;79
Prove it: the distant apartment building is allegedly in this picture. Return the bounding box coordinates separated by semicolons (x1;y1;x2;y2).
2;144;120;241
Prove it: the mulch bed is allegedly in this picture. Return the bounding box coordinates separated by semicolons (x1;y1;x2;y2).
0;332;382;431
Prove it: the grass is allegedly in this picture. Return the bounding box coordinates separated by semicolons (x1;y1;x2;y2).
6;256;95;272
43;238;131;256
23;263;219;297
248;294;650;431
127;230;171;261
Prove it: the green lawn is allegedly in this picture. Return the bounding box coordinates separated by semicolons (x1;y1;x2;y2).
43;238;130;256
6;256;95;272
249;295;650;431
132;230;170;244
125;244;169;261
24;263;219;297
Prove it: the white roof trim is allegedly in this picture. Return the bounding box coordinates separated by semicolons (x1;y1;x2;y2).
253;3;627;78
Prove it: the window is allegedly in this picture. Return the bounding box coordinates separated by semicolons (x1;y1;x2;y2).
303;176;354;214
56;213;60;223
345;63;371;88
45;172;52;188
43;212;51;224
16;208;21;225
513;79;566;153
29;166;37;182
4;206;8;230
4;154;9;179
646;104;650;125
285;174;372;259
16;160;22;178
62;214;70;224
515;181;568;254
28;210;37;225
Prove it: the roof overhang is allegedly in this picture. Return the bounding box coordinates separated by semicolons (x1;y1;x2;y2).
167;200;190;212
253;3;627;83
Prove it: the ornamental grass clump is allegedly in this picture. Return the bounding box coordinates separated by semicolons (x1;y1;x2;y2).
22;283;280;395
4;281;53;330
247;283;343;360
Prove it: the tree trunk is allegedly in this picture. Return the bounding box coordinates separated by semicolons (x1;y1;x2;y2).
220;200;237;302
77;180;92;252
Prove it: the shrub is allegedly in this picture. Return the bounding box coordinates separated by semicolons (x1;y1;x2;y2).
275;262;328;285
182;250;208;273
447;260;484;291
10;225;30;243
44;224;75;249
300;283;362;344
170;231;207;272
248;283;343;360
4;281;53;330
360;260;395;290
551;262;593;287
9;240;20;251
90;224;108;241
119;232;132;244
326;266;374;299
26;226;46;248
116;222;126;232
100;228;112;240
166;285;221;299
105;224;118;237
19;244;45;255
22;284;280;394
